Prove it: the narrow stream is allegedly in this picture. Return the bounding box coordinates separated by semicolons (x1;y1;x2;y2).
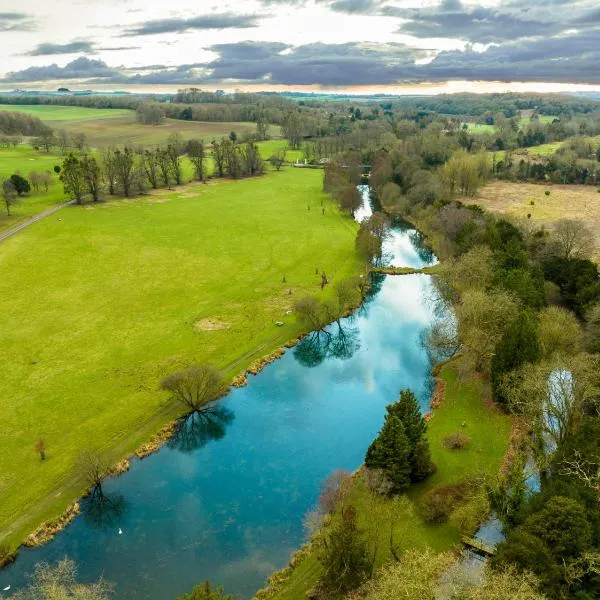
1;186;439;599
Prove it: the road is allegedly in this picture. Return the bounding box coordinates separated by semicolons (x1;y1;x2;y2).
0;200;75;244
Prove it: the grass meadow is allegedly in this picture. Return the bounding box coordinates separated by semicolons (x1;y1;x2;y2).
0;104;281;149
474;180;600;259
270;364;511;600
0;146;66;231
0;167;361;548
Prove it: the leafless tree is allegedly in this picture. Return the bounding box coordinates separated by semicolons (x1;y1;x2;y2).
76;449;112;495
553;219;594;259
161;364;225;412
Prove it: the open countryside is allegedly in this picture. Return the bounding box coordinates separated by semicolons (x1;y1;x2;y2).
1;2;600;599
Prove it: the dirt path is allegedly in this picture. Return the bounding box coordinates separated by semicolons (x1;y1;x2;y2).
0;200;75;245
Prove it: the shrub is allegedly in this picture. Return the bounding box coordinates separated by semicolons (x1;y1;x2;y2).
421;484;467;523
545;190;551;196
443;432;472;450
0;542;16;567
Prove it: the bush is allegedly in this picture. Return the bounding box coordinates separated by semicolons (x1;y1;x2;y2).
0;542;17;567
421;484;467;523
442;432;471;450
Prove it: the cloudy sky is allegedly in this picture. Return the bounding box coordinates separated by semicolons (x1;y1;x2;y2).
1;0;600;93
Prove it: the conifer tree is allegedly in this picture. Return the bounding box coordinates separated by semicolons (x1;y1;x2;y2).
365;414;412;492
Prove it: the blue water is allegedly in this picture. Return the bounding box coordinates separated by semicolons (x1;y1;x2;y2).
1;191;438;599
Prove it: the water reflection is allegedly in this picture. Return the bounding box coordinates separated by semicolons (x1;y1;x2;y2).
168;405;235;454
82;491;128;531
294;320;360;368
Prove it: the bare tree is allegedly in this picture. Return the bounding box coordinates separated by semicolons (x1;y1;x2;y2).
103;148;118;195
187;139;205;181
553;219;594;259
76;449;112;495
156;147;172;188
60;154;86;204
167;144;182;185
11;558;113;599
269;148;287;171
81;155;102;202
39;171;52;192
29;171;41;192
57;129;70;155
113;147;135;197
212;139;227;177
1;178;18;215
142;149;159;189
161;364;225;412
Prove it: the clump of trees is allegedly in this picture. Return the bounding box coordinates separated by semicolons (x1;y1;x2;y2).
211;138;265;179
136;101;165;125
0;110;50;136
365;389;434;493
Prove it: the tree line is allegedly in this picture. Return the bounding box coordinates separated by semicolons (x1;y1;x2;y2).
58;135;265;204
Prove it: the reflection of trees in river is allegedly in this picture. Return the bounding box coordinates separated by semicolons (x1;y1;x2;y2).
294;320;361;367
82;491;127;530
409;231;435;265
168;404;235;454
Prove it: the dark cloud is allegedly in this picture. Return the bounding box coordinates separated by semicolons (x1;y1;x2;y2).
26;41;95;56
203;41;422;85
4;27;600;87
121;13;260;36
4;57;119;82
97;46;141;52
420;29;600;83
321;0;381;14
0;11;35;32
392;0;565;43
389;0;600;44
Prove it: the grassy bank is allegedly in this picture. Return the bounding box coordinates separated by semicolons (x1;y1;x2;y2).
0;167;361;549
265;363;512;600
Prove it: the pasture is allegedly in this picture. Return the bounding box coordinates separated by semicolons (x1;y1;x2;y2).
0;104;281;149
474;181;600;259
0;146;65;231
271;364;511;600
461;122;496;134
0;167;361;548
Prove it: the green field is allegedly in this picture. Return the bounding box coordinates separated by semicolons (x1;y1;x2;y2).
0;168;361;548
256;140;304;162
270;364;511;600
461;122;496;134
0;104;132;122
0;146;66;231
0;104;281;149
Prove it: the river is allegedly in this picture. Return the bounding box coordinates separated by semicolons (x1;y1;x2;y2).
1;186;439;599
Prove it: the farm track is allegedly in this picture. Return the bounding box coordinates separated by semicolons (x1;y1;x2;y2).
0;200;75;244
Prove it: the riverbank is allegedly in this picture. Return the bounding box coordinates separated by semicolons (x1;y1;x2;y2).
258;362;512;600
0;168;362;553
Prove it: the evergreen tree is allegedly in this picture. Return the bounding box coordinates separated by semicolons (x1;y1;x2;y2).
411;439;434;482
491;310;540;407
319;505;371;594
389;389;426;448
365;414;412;493
389;389;434;481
